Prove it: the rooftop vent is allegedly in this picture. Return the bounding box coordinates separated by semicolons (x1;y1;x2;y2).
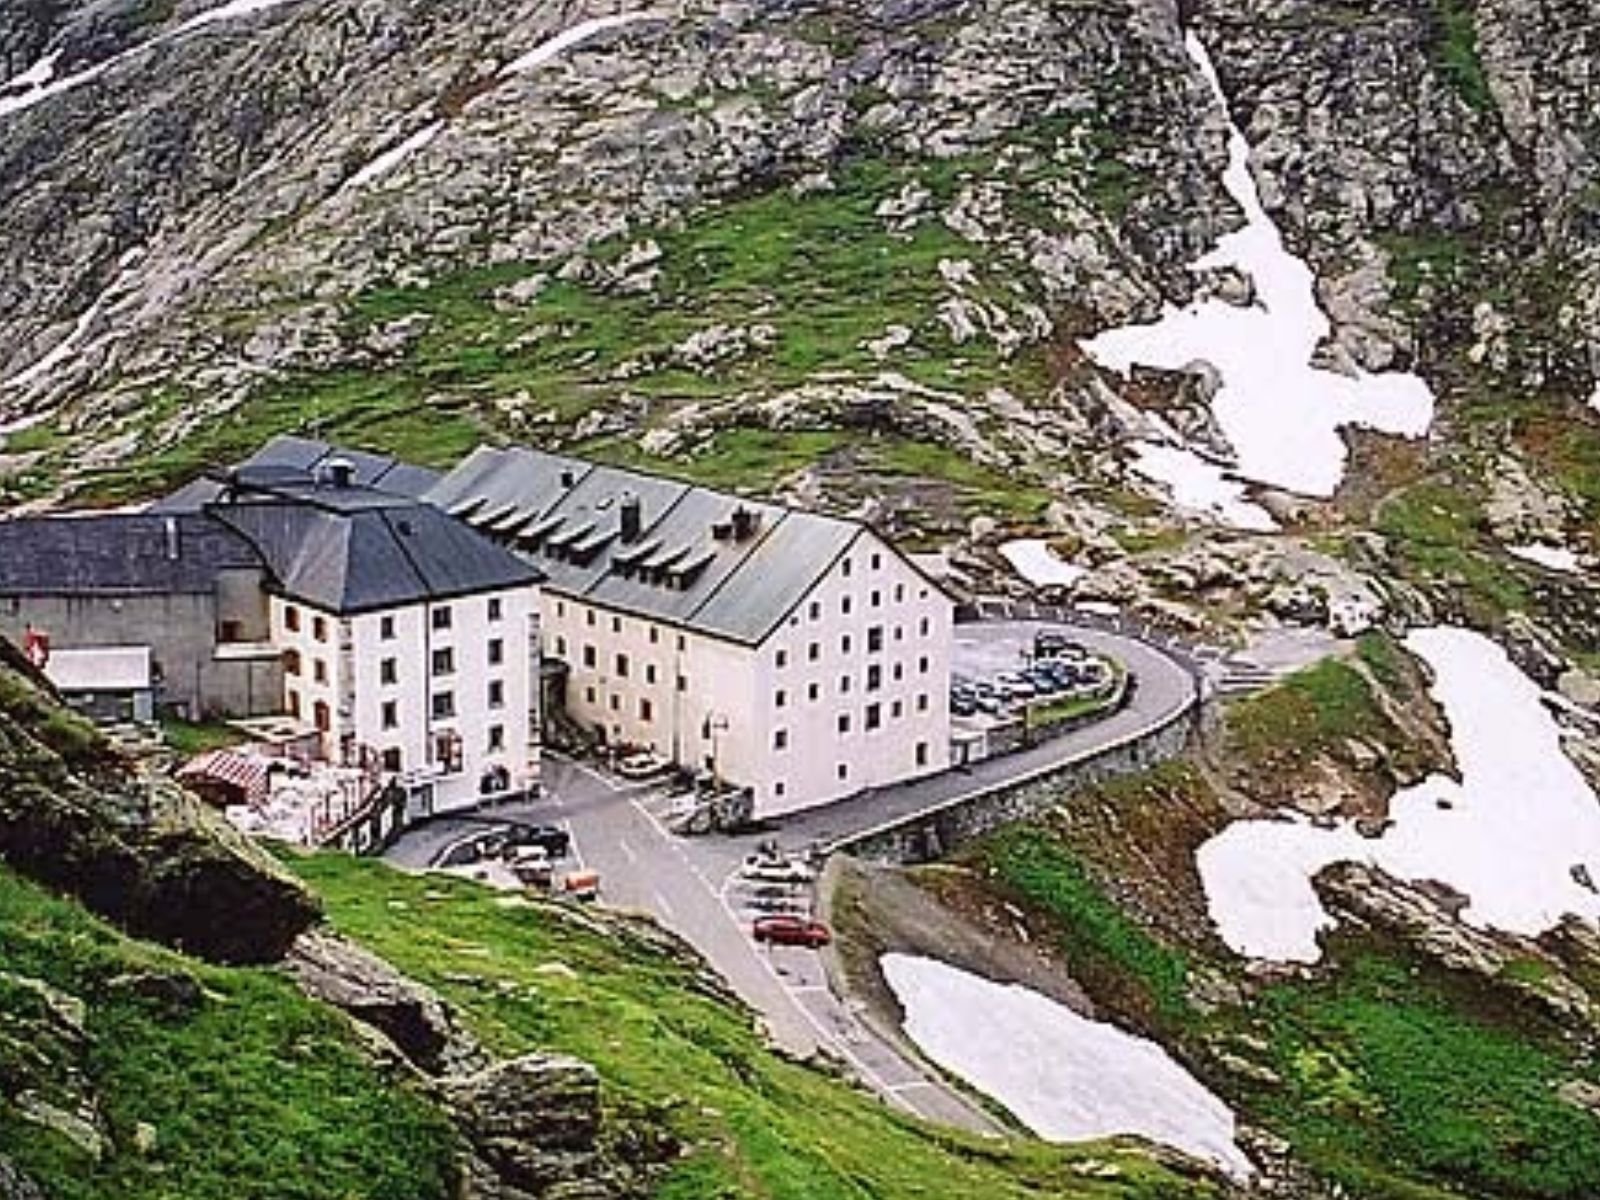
559;468;576;488
324;456;356;488
619;490;642;543
730;505;760;541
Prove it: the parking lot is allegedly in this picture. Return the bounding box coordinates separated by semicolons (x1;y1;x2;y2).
950;623;1118;728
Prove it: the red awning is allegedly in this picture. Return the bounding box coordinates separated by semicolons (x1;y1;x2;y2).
177;750;270;806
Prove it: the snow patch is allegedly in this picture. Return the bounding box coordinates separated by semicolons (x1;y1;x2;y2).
1130;442;1277;531
0;0;312;120
498;11;662;79
347;121;444;190
1197;627;1600;963
998;538;1084;588
1081;34;1435;511
1;253;143;392
1508;543;1581;574
883;954;1253;1179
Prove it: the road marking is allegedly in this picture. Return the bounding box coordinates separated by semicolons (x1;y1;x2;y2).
652;889;676;919
618;838;637;865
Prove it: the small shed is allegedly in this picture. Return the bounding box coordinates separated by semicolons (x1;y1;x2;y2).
43;645;155;725
177;749;271;809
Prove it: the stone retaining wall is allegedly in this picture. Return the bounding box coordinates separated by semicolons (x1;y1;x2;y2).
838;700;1197;865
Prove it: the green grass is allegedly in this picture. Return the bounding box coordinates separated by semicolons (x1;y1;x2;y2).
1254;946;1600;1198
0;867;457;1200
159;718;250;758
1377;480;1529;623
289;851;1223;1200
973;827;1191;1027
1355;631;1413;699
1226;657;1391;775
1433;0;1493;113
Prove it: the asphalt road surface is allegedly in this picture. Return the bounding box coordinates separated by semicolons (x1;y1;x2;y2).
384;619;1200;1134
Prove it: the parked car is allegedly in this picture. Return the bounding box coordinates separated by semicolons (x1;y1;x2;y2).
995;672;1036;700
1034;631;1088;660
741;856;815;885
951;692;978;717
616;750;670;780
752;915;832;948
507;845;555;889
559;869;601;902
501;823;571;859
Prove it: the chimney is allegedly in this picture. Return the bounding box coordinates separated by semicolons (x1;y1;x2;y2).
324;456;356;488
619;490;642;543
730;505;759;541
164;516;180;560
560;468;576;488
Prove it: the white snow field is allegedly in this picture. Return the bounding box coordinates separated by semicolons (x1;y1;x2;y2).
998;539;1085;588
1197;627;1600;963
1082;34;1434;511
1507;543;1582;574
882;953;1254;1179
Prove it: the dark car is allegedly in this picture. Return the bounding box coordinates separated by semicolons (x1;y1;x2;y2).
501;823;572;859
752;915;832;948
1034;631;1088;660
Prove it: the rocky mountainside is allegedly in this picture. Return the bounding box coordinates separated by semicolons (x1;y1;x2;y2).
1;0;1596;665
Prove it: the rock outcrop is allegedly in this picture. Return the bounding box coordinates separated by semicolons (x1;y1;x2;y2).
0;640;318;964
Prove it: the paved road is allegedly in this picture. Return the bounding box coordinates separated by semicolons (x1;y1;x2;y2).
384;619;1198;1134
385;754;1003;1131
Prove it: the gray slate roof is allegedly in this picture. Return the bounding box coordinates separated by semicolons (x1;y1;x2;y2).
151;436;441;513
426;446;866;645
0;513;264;595
209;482;542;616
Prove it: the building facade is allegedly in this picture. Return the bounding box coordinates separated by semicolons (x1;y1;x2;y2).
429;445;954;818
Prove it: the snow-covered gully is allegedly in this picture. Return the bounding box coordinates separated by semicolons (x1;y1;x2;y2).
343;10;662;191
882;954;1254;1180
1197;626;1600;963
0;0;316;121
1082;33;1436;525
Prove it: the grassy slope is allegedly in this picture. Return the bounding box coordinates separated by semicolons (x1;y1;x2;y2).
290;851;1226;1200
960;769;1600;1200
0;866;458;1200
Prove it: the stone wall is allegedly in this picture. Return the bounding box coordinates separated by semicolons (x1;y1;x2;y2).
840;702;1198;865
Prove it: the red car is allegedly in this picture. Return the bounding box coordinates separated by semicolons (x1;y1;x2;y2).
752;915;831;948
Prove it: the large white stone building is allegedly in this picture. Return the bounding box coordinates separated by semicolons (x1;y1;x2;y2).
427;446;954;818
205;461;544;819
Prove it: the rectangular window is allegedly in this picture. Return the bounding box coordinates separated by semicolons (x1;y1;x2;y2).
917;692;929;712
609;693;621;712
867;626;884;653
312;659;327;684
585;686;597;704
837;713;851;734
841;634;852;654
919;616;931;637
870;590;882;608
611;615;622;634
776;648;788;669
433;732;462;773
432;691;455;720
284;605;300;632
891;699;903;719
840;675;851;694
557;600;566;618
488;638;504;666
380;658;398;686
896;584;906;602
676;675;688;693
615;653;629;678
841;595;853;616
918;655;929;674
287;690;301;718
380;747;402;773
808;642;821;662
432;605;452;631
284;649;302;676
488;597;503;622
649;626;659;645
915;741;929;767
841;558;852;578
774;729;788;750
808;682;820;702
555;635;567;656
837;762;849;780
639;697;654;722
380;614;396;640
866;703;882;731
645;663;657;685
488;680;505;709
809;600;821;621
775;688;787;709
382;700;398;730
867;664;882;692
586;608;596;627
432;648;455;676
871;552;882;570
312;615;327;642
583;645;597;668
488;724;505;752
